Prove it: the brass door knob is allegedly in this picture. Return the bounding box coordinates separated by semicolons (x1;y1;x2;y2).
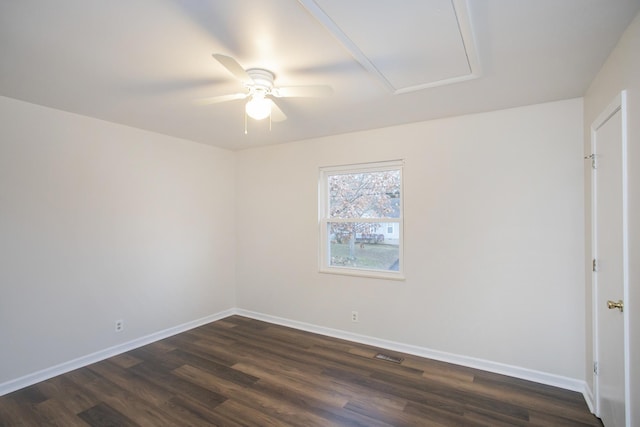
607;300;624;312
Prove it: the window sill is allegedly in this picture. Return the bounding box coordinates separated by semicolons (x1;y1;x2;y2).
319;267;405;281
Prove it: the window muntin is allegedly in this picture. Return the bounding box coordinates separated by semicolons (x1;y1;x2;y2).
319;161;403;279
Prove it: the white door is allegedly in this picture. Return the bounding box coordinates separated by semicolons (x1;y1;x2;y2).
592;92;628;427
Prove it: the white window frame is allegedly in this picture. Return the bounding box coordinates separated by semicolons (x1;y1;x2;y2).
318;160;404;280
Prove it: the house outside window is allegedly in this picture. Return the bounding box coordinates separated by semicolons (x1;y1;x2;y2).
319;160;403;279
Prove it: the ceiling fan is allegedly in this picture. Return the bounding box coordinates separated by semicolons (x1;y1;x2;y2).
198;54;333;123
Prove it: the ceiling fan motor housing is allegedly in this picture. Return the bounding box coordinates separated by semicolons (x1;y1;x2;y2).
246;69;275;95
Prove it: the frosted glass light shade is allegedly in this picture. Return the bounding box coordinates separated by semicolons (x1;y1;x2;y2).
245;96;271;120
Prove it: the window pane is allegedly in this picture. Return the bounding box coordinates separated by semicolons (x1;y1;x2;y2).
329;170;400;219
328;222;400;271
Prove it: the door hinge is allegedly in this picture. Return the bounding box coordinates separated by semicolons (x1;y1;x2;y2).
592;258;597;272
594;361;599;375
584;154;597;169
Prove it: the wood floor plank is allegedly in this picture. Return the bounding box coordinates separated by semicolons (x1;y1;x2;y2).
7;387;47;406
528;409;605;427
348;399;457;427
128;360;228;410
108;353;143;369
0;397;47;426
77;402;137;427
167;349;259;387
33;398;90;427
38;375;101;415
0;315;602;426
87;360;174;407
157;395;229;427
231;361;351;408
371;369;532;421
230;350;414;420
171;337;240;367
406;407;480;427
78;374;184;426
211;399;293;427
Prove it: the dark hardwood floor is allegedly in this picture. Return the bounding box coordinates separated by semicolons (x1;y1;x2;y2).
0;316;602;426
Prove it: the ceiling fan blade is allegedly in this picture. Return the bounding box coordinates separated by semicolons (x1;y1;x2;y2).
194;92;248;105
269;99;287;122
212;53;251;82
272;85;333;98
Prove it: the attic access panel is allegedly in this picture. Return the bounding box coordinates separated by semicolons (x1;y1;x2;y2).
299;0;480;94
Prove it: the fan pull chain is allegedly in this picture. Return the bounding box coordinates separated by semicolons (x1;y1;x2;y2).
243;108;274;134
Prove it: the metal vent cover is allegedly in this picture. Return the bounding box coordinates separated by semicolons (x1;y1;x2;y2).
374;353;404;364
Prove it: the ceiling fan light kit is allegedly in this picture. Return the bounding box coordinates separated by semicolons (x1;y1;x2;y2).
204;53;333;132
244;69;274;121
245;94;271;120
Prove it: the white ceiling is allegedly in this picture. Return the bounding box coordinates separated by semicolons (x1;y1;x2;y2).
1;0;638;150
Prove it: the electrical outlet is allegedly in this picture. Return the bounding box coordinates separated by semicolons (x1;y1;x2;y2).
351;311;359;322
115;319;124;332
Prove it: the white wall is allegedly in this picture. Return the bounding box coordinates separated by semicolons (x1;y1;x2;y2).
236;99;585;380
0;95;587;395
0;96;236;385
584;12;640;425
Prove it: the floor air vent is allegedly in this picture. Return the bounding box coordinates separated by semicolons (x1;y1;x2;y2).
374;353;403;364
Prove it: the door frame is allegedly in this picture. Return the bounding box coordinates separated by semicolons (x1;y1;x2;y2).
590;90;630;425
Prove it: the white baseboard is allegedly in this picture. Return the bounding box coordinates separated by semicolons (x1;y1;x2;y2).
583;383;596;414
0;309;235;397
236;309;590;398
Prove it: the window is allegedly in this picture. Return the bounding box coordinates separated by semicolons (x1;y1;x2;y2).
319;160;403;279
